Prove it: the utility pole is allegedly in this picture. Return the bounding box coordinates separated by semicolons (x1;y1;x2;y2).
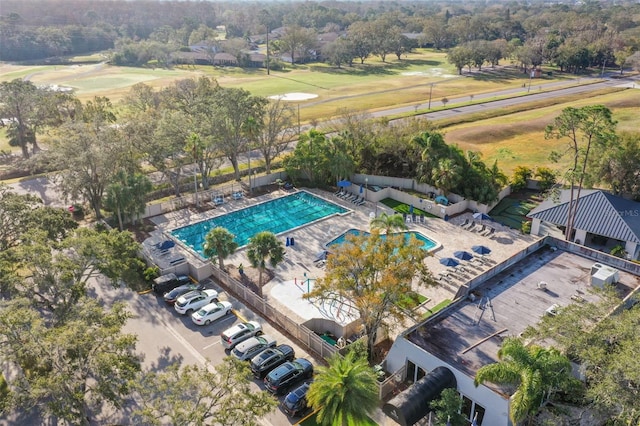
428;83;434;109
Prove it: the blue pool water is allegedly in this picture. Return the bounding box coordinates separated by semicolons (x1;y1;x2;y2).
171;191;348;256
326;228;437;251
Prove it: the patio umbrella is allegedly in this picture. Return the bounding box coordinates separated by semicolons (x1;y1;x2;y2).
454;250;473;261
337;180;352;187
409;204;414;214
439;257;460;268
472;245;491;255
473;212;492;221
360;184;364;193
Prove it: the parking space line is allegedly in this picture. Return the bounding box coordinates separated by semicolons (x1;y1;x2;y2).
202;340;221;350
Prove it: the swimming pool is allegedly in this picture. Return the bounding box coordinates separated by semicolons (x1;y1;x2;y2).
326;228;437;251
171;191;349;256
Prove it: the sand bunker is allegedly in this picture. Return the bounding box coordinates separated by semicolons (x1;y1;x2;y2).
402;68;458;78
269;92;318;101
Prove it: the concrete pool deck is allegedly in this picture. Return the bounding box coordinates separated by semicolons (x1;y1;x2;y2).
151;188;539;334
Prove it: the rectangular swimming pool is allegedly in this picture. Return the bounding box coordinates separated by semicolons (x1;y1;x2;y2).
171;191;349;257
326;228;437;251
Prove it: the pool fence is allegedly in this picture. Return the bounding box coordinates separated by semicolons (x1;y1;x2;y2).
209;265;340;361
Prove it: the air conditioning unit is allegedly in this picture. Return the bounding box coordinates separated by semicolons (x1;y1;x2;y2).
537;281;548;290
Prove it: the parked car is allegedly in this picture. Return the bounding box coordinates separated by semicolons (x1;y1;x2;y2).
221;321;262;350
174;289;219;315
191;301;233;326
152;273;191;294
232;335;276;361
250;344;295;379
163;282;204;305
282;381;312;417
264;358;314;395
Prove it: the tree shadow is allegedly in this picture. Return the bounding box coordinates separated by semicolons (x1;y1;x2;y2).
148;346;185;372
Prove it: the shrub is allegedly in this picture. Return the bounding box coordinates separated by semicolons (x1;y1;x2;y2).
521;220;532;234
144;266;160;281
535;167;557;191
610;245;627;258
511;166;533;192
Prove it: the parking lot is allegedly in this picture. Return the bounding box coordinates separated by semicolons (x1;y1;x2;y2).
99;276;317;426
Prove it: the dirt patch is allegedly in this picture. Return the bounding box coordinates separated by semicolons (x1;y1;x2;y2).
126;218;157;243
445;115;551;146
227;264;275;296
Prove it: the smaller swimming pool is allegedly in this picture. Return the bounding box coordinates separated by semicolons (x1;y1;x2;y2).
326;228;437;251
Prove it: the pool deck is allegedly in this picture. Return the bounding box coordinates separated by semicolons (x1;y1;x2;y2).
151;188;539;336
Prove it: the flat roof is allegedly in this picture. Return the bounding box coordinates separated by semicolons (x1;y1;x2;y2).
406;246;640;395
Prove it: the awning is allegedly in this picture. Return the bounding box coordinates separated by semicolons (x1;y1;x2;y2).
383;366;457;426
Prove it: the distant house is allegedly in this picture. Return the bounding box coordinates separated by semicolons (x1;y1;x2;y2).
248;52;266;68
189;41;218;54
171;51;212;65
527;189;640;259
213;52;238;66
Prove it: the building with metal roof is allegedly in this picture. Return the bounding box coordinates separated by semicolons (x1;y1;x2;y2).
527;189;640;260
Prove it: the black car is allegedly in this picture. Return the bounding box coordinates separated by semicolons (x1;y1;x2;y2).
282;381;312;417
250;344;295;379
152;273;191;294
163;282;204;305
264;358;313;395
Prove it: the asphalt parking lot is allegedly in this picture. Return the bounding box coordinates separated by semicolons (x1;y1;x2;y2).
118;277;318;426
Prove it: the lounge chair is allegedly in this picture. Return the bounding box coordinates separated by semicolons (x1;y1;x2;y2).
338;191;350;199
334;189;343;196
474;224;486;234
483;227;495;238
344;193;357;202
464;220;476;230
232;191;244;200
460;218;469;228
355;198;366;206
412;213;417;223
351;195;363;204
213;195;224;205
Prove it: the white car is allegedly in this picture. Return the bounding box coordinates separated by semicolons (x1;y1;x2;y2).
232;334;277;361
221;321;263;350
174;289;219;315
191;301;233;326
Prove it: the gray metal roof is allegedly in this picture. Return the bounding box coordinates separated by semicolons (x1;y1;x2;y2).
528;190;640;243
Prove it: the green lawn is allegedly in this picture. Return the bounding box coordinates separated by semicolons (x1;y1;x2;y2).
422;299;452;320
380;198;439;218
396;291;429;311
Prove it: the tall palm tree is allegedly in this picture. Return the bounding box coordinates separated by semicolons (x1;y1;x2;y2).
432;158;462;196
369;212;407;234
307;351;379;426
203;227;238;272
474;337;576;425
246;231;285;296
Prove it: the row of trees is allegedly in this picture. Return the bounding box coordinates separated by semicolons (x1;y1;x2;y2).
284;123;508;205
3;1;639;74
0;77;296;225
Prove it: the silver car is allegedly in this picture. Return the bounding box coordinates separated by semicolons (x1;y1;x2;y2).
232;334;276;361
174;289;219;315
220;321;262;349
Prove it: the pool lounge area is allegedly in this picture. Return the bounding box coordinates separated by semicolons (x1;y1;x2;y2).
170;191;350;257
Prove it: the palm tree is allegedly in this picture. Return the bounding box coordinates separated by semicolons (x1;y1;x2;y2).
369;212;407;234
474;337;576;425
203;227;238;272
307;351;379;426
432;158;462;196
246;231;285;296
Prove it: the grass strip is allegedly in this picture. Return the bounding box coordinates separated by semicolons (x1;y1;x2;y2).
396;291;428;311
380;198;439;218
422;299;453;320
